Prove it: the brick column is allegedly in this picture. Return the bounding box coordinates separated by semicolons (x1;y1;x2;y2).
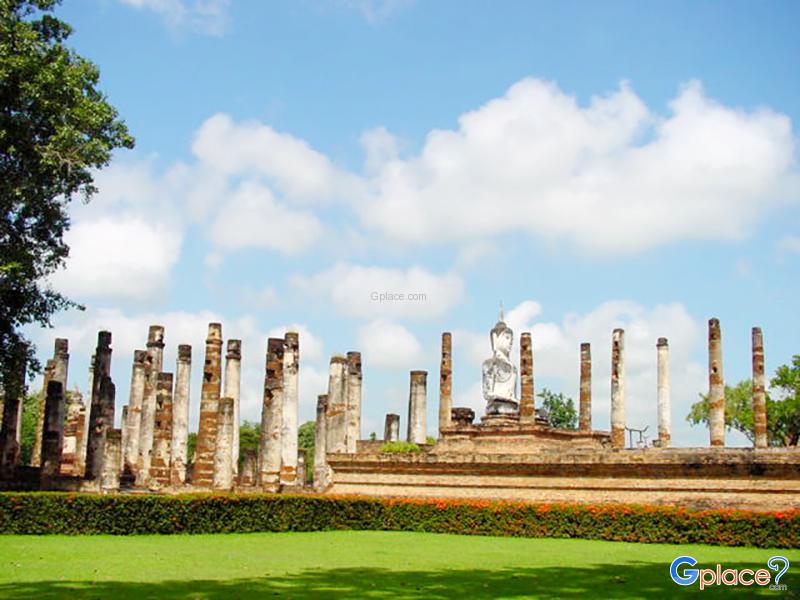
100;429;122;492
77;357;94;476
579;343;592;431
407;370;427;444
752;327;768;448
41;380;66;478
224;339;242;477
149;372;174;489
258;338;283;490
325;356;347;453
313;394;329;491
213;397;235;490
136;326;164;486
610;329;625;449
280;332;300;486
384;414;400;441
438;332;453;432
657;338;671;447
60;392;85;476
344;351;362;453
708;318;725;447
171;344;191;485
31;359;54;467
86;332;114;480
519;332;535;424
191;323;223;488
123;350;147;477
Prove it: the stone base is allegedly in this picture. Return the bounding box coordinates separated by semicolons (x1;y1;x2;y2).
480;414;520;427
486;399;519;415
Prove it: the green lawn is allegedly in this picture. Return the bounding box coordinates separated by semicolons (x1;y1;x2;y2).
0;531;797;599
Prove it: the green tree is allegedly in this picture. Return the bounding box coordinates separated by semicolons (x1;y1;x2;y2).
19;393;38;464
686;356;800;447
238;420;259;465
1;0;134;393
538;388;577;430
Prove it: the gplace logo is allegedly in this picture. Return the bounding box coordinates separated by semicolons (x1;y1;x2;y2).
670;555;790;591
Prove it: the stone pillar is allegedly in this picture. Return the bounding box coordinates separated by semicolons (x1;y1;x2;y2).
149;373;174;489
656;338;671;448
60;392;85;476
752;327;768;449
191;323;223;488
123;350;147;477
258;338;283;490
438;332;453;432
213;397;234;490
519;332;535;424
224;339;242;477
41;380;66;478
280;332;300;486
708;318;725;448
77;357;94;476
313;394;329;491
344;351;362;453
384;414;400;441
53;338;69;392
610;329;625;449
407;370;427;444
171;344;191;485
579;343;592;431
0;395;22;477
239;449;257;487
325;356;347;453
100;429;122;492
86;332;114;480
119;406;128;472
136;326;164;485
31;359;55;468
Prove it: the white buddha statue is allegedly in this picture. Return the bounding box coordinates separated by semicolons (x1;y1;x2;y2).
482;310;519;415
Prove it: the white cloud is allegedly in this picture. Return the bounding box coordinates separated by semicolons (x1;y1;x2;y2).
192;113;363;205
266;323;325;363
359;79;799;254
358;319;423;369
52;216;182;303
209;181;323;255
776;235;800;253
291;262;464;319
118;0;230;35
339;0;414;23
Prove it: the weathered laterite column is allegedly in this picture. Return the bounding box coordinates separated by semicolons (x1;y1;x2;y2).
325;356;347;453
86;332;115;480
656;338;671;447
752;327;768;448
100;429;122;492
224;340;242;477
31;359;55;467
384;414;400;442
60;391;85;476
297;449;307;487
708;318;725;447
120;406;129;472
610;329;625;449
123;350;147;477
239;449;257;487
213;397;235;490
41;380;66;478
519;332;535;424
191;323;223;488
0;360;25;477
438;332;453;432
407;370;427;444
149;373;174;489
258;338;284;490
136;326;164;486
314;395;329;491
579;343;592;431
280;332;300;486
344;351;362;453
77;357;94;476
170;344;191;485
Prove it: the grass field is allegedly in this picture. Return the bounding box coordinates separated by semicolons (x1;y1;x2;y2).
0;531;797;599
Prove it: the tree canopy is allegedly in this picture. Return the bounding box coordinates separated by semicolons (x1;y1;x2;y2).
1;0;134;396
537;388;577;430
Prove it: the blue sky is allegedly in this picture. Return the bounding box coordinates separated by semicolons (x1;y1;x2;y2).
31;0;800;447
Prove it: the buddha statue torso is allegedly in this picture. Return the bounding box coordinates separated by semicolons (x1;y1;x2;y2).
482;315;519;415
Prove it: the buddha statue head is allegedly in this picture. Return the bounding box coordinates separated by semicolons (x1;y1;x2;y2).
490;313;513;360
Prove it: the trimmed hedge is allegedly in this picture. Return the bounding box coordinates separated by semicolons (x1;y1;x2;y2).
0;492;797;548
